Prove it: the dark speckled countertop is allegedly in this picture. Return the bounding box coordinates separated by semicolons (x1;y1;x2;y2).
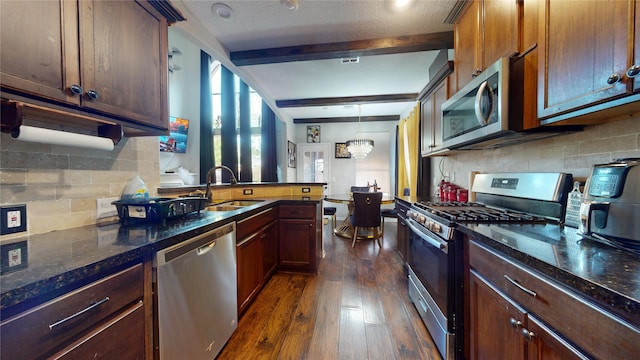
0;197;321;316
459;223;640;325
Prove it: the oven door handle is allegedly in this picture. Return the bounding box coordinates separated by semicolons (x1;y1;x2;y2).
407;218;449;254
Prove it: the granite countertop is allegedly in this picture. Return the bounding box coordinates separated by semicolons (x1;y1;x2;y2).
459;223;640;325
0;196;321;315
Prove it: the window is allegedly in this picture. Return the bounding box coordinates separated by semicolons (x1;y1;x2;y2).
210;61;262;182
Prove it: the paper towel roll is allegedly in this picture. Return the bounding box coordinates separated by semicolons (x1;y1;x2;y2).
11;126;115;151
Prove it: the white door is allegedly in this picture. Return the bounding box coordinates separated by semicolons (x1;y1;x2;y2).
297;143;331;195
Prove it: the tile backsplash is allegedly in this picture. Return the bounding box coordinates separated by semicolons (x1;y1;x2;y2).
0;133;160;238
432;115;640;191
1;114;638;238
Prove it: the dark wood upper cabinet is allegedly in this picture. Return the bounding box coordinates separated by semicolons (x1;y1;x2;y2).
454;0;519;92
537;0;638;120
0;0;169;134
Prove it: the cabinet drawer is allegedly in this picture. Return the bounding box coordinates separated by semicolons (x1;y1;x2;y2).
469;241;640;359
51;301;145;359
237;207;277;239
0;264;143;359
279;204;314;219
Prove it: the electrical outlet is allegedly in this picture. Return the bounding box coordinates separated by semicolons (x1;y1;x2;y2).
97;197;119;219
1;240;28;274
1;204;27;235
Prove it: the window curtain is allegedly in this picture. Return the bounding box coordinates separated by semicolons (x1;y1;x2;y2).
397;102;420;197
239;80;252;182
220;65;238;182
199;50;215;184
261;101;278;182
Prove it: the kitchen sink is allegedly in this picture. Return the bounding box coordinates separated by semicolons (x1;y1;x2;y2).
207;200;264;212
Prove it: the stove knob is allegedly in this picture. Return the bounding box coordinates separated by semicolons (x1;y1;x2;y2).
432;223;441;233
418;215;426;224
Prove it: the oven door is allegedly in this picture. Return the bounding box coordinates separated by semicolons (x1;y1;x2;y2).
407;217;452;317
406;217;460;359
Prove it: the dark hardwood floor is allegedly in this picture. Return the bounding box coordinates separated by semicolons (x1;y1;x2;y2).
217;219;441;360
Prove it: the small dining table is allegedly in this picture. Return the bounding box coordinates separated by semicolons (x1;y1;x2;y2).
324;193;395;239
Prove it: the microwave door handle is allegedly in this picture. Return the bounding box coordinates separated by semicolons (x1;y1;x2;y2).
474;80;495;126
407;218;449;254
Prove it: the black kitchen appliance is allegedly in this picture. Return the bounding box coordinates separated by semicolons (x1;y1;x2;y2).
579;158;640;254
406;172;573;360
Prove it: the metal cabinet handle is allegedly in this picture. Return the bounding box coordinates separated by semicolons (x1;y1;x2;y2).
607;73;622;84
504;275;537;297
49;297;110;330
509;317;522;329
69;84;83;96
627;64;640;78
471;68;483;78
86;90;99;100
521;328;535;341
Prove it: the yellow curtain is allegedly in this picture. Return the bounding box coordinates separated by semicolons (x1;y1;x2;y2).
397;102;420;197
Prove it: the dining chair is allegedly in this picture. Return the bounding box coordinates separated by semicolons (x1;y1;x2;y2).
350;191;383;248
350;186;370;192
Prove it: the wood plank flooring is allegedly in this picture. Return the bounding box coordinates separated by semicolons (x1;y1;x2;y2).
217;220;441;360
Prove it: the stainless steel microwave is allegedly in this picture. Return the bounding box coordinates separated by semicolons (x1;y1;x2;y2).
440;57;575;150
441;57;513;149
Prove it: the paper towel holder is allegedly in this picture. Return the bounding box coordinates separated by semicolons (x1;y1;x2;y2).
1;100;123;148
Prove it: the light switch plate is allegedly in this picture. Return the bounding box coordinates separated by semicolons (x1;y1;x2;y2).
1;204;27;235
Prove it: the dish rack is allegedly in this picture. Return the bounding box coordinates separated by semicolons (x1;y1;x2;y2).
112;197;208;226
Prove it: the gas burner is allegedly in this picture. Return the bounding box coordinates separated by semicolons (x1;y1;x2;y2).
414;201;547;224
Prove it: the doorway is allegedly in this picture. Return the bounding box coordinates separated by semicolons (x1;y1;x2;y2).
297;143;331;195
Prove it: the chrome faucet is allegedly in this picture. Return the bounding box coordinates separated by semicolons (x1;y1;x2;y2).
205;165;238;202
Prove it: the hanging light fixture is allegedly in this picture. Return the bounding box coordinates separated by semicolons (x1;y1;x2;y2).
346;105;374;160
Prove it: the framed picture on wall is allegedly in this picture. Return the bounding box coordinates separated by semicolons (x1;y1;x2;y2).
307;125;320;143
287;141;296;168
335;142;351;158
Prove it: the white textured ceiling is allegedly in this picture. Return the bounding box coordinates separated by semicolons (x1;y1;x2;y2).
171;0;456;122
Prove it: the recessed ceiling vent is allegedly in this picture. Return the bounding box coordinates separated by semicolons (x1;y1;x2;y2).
341;57;360;64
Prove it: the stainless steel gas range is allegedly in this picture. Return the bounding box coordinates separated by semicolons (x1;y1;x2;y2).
406;172;573;360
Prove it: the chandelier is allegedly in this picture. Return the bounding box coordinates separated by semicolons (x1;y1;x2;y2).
346;105;374;160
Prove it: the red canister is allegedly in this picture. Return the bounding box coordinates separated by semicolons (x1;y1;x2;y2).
446;185;459;202
457;189;469;203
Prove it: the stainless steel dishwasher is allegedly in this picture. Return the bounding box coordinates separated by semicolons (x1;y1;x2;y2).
155;222;237;360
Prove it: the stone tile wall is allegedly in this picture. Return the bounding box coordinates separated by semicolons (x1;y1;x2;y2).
431;115;640;194
0;133;159;239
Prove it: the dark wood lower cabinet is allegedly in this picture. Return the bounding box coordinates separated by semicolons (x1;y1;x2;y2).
0;263;146;359
278;204;321;273
468;240;639;360
469;270;589;360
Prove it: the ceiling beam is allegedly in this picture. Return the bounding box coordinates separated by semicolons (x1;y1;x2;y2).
276;93;418;108
293;115;399;124
230;31;454;66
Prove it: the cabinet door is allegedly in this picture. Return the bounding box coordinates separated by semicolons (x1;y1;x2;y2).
420;92;436;155
526;315;590;360
397;214;408;262
469;270;527;360
537;0;632;119
279;219;314;268
79;0;168;130
261;220;278;282
0;0;80;104
237;232;262;314
633;0;640;91
481;0;519;68
454;0;480;91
